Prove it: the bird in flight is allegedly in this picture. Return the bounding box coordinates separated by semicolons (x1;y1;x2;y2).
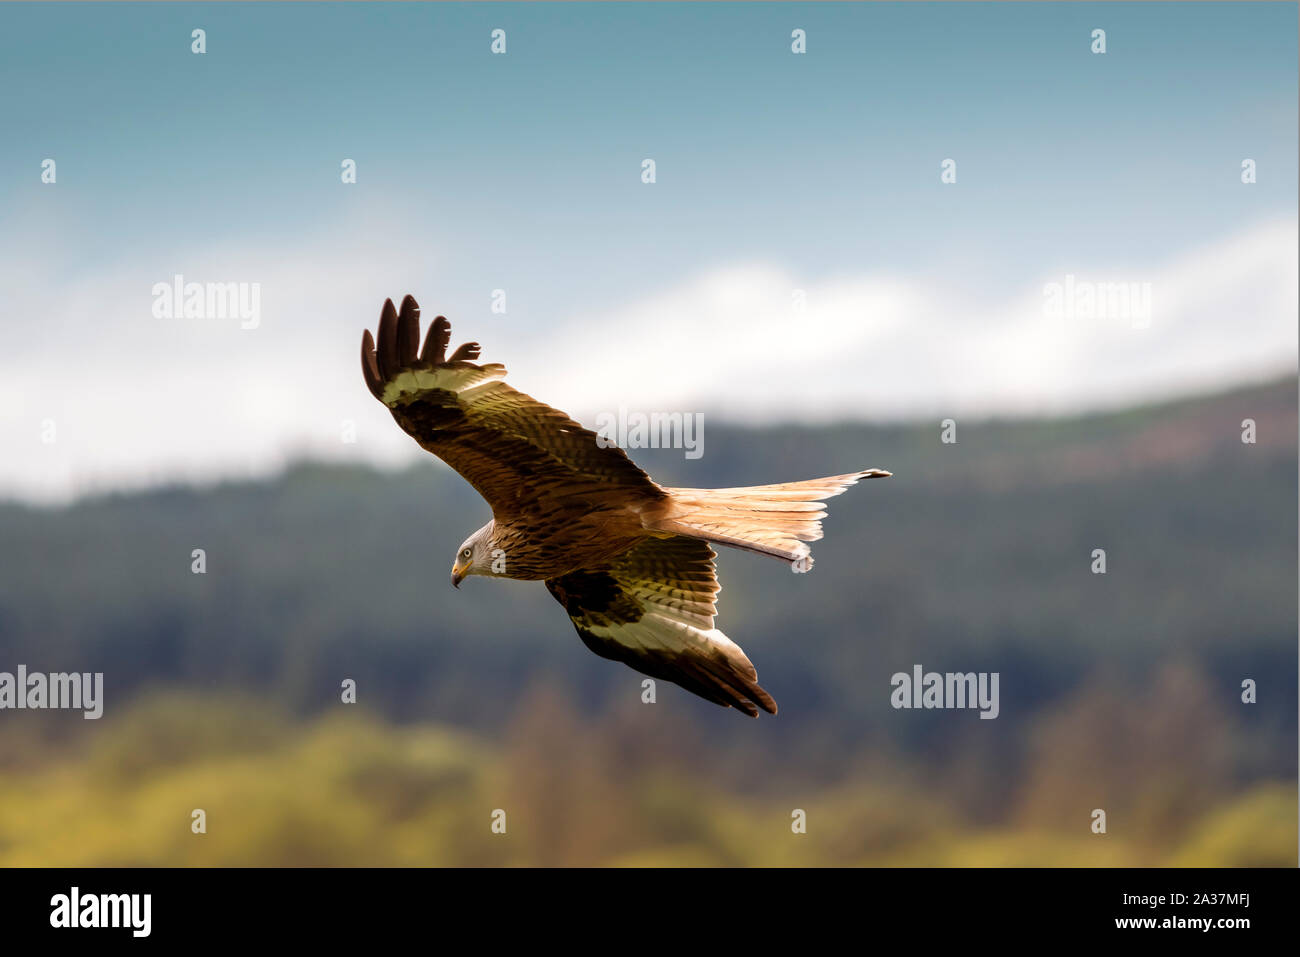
361;296;889;716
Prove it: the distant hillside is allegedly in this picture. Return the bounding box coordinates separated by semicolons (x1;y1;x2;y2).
1;378;1295;794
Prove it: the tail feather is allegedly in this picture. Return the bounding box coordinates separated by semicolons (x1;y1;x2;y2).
647;469;890;565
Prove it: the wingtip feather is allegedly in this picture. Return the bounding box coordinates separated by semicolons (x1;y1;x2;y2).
421;315;451;364
360;329;383;400
448;341;481;362
396;295;420;365
377;298;400;379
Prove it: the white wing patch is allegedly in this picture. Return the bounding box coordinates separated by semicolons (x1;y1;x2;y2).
381;363;507;407
584;613;749;664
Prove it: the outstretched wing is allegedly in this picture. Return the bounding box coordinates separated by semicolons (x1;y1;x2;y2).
545;536;777;717
361;296;664;516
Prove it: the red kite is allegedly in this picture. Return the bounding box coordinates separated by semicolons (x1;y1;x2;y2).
362;296;889;716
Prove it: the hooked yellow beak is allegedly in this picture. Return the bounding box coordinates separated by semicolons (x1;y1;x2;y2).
451;560;467;589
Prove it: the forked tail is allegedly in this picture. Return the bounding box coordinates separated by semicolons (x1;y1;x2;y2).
646;469;890;566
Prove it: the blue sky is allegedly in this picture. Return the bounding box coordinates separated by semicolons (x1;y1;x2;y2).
4;3;1295;285
0;3;1296;500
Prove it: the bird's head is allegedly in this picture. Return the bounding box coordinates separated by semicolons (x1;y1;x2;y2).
451;521;497;589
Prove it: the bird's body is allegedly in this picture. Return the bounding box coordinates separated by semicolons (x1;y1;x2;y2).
473;506;660;582
362;295;889;716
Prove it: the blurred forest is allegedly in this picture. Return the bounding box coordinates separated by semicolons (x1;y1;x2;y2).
0;379;1295;866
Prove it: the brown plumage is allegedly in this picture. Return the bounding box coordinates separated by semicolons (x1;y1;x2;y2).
361;295;890;716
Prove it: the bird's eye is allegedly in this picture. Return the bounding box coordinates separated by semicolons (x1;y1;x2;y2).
461;548;471;559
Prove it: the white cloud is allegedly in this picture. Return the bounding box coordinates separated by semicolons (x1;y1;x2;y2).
530;219;1297;424
0;217;1294;503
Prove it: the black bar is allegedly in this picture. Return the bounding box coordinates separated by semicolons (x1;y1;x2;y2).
0;866;1291;943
